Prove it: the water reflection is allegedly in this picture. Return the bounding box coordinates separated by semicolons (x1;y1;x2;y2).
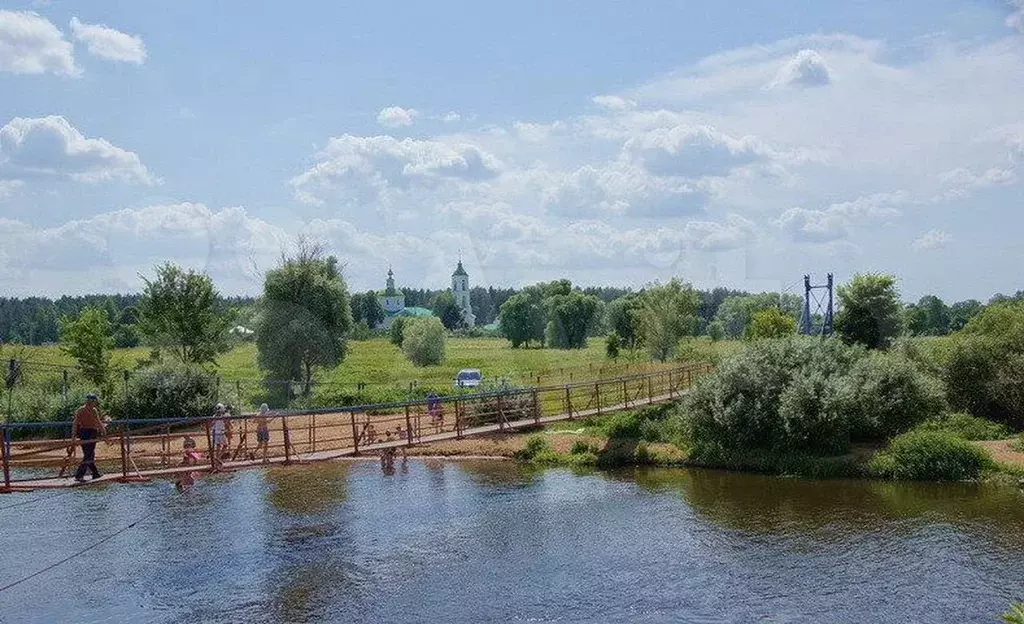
625;467;1024;545
456;459;541;488
264;463;349;515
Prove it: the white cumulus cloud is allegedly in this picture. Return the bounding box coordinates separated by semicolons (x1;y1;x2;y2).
290;134;501;205
776;207;848;243
912;229;952;251
69;17;146;64
1008;1;1024;33
376;106;419;128
0;10;77;75
592;95;636;111
768;49;832;88
0;116;156;184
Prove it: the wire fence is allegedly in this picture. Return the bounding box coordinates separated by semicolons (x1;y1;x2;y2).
1;356;675;426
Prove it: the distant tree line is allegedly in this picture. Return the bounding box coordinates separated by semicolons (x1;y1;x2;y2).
3;283;1022;348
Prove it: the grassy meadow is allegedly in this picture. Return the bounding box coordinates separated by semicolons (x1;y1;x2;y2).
1;336;740;422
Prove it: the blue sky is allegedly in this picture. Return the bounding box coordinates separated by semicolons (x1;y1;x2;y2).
1;0;1022;301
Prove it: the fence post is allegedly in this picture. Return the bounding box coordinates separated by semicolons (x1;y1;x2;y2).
350;411;360;455
1;426;10;492
119;426;128;481
405;404;414;444
205;420;216;472
455;398;463;438
565;386;572;419
647;376;653;404
162;424;170;467
532;389;540;424
282;415;292;465
622;379;629;408
497;393;505;430
668;371;674;399
595;382;601;416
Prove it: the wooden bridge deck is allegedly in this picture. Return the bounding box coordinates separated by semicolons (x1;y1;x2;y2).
1;366;707;493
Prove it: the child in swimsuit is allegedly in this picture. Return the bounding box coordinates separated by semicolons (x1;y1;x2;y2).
255;403;271;464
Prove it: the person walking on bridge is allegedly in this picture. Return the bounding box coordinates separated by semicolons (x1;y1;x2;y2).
71;393;106;482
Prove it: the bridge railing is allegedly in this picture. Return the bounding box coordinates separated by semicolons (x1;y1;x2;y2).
0;363;711;491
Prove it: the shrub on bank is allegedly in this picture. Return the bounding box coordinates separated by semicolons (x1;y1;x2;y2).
869;430;995;481
943;302;1024;429
681;337;944;456
840;352;945;440
914;412;1011;441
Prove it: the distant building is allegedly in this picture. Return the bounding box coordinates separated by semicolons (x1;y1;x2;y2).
451;260;475;327
376;266;434;329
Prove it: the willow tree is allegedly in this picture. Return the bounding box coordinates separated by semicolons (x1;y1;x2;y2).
639;278;701;362
256;244;352;395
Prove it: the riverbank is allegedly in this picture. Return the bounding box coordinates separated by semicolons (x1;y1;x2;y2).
407;408;1024;482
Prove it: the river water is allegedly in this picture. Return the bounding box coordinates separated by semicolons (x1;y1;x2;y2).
1;460;1022;623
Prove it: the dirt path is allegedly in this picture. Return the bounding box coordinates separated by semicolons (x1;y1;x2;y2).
976;439;1024;469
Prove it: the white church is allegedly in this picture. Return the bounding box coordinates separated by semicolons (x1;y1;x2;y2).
375;261;475;328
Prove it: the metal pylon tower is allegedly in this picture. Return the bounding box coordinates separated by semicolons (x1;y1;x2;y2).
800;273;834;336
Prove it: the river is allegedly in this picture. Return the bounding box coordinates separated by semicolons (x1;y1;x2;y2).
1;460;1022;623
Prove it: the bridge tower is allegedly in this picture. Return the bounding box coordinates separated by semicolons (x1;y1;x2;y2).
800;273;834;336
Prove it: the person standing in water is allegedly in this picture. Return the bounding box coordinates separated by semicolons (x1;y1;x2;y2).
71;393;106;482
254;403;272;464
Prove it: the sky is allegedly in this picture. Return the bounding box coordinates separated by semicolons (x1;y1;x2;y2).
0;1;1022;302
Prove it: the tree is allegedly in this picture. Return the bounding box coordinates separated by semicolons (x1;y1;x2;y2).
402;317;446;366
138;263;234;365
906;295;950;336
390;316;407;347
605;331;621;360
746;307;798;340
835;273;903;350
432;291;463;331
498;293;545;348
545;291;600;349
58;307;114;388
714;293;801;338
638;279;701;362
256;245;352;395
359;291;385;328
949;299;984;331
707;320;725;342
605;295;644;349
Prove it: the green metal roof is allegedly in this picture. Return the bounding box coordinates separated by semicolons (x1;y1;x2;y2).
395;306;434;318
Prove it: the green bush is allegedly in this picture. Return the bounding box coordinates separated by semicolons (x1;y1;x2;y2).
777;373;848;454
514;435;551;461
914;413;1011;441
869;430;995;481
944;302;1024;429
389;317;407;347
839;353;945;440
118;364;218;421
675;338;724;367
681;337;945;456
683;338;865;454
401;317;446;367
570;440;594;455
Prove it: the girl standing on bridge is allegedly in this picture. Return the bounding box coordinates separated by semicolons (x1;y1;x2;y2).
254;403;271;464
